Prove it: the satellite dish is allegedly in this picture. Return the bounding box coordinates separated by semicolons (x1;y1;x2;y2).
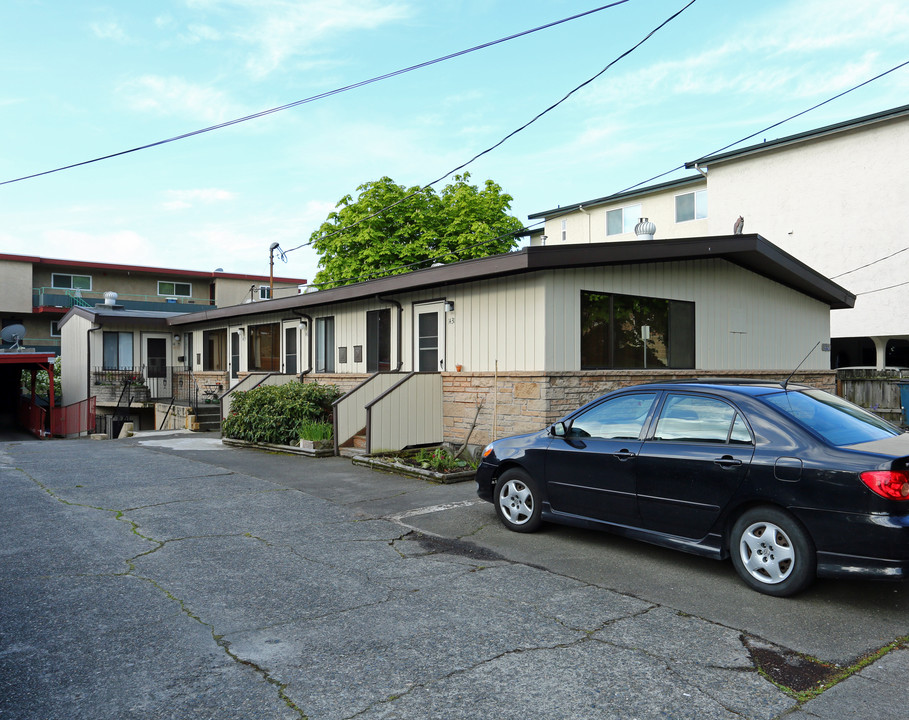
1;324;27;350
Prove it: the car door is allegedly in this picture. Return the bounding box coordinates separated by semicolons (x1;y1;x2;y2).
635;392;755;539
545;392;659;524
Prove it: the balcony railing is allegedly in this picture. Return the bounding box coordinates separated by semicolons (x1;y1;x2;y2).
33;287;214;313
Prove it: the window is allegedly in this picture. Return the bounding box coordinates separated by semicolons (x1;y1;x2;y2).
570;393;658;440
606;203;642;236
157;281;192;297
102;331;133;369
52;273;91;290
675;190;707;223
247;323;280;371
50;321;61;337
259;285;271;300
366;309;391;372
653;394;744;443
560;219;567;242
203;329;227;371
580;290;695;369
315;317;335;373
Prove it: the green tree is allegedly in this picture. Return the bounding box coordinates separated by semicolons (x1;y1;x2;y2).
310;173;524;288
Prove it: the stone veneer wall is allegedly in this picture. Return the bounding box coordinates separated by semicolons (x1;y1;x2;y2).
302;373;371;394
443;369;837;449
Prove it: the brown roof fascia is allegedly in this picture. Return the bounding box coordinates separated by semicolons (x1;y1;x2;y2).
169;233;853;327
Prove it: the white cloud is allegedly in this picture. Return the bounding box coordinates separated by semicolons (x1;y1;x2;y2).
183;0;413;77
118;75;241;123
91;21;130;43
162;188;237;210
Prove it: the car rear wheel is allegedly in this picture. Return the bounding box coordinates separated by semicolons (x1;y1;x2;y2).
730;507;816;597
494;469;543;533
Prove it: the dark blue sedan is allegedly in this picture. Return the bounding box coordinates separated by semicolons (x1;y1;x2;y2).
476;380;909;596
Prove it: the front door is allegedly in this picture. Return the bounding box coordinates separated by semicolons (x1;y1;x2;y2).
145;336;169;399
414;302;446;372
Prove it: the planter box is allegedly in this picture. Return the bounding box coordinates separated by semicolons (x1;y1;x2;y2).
221;437;335;457
299;438;334;453
351;455;476;484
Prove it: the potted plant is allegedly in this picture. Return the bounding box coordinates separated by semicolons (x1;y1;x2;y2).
298;420;334;451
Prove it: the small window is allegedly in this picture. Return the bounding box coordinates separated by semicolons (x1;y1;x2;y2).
654;394;736;443
259;285;271;300
157;281;192;297
560;219;567;242
570;393;658;440
50;321;61;337
52;273;92;291
675;190;708;223
606;203;642;236
730;415;753;445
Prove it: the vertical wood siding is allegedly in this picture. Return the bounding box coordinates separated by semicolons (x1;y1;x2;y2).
367;373;443;453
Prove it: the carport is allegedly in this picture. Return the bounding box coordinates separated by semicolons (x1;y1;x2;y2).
0;352;56;438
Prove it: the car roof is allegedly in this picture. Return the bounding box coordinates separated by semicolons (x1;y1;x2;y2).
626;379;808;397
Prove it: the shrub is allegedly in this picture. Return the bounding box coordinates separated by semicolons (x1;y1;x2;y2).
222;382;341;446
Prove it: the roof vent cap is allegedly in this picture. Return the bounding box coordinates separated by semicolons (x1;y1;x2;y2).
104;291;118;306
634;218;656;240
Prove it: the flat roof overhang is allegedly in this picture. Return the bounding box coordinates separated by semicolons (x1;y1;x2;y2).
168;233;854;329
0;352;56;367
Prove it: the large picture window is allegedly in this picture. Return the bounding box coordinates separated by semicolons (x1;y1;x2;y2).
580;291;694;369
315;317;335;373
247;323;280;371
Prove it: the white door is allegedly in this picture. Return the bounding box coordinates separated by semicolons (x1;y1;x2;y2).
414;302;446;372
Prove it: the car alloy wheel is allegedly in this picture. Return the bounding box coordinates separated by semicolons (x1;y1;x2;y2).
494;469;543;533
730;507;816;596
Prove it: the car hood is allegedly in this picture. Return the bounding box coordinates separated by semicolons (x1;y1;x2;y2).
845;432;909;458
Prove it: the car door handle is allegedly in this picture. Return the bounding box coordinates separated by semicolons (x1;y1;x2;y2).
614;449;636;460
714;455;743;468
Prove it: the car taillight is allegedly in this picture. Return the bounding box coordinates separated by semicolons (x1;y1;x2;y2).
860;470;909;501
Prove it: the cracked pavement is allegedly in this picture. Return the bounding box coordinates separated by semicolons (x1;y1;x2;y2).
1;436;907;719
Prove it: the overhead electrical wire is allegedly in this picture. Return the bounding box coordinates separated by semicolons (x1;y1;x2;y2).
0;1;631;188
282;0;698;256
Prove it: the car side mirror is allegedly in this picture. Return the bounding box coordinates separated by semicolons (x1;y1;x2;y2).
551;421;568;437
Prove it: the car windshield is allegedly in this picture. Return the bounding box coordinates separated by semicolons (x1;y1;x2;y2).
760;388;901;446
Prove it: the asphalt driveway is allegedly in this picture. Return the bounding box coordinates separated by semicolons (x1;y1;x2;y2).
1;432;906;719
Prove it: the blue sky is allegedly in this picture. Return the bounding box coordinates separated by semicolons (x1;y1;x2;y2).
2;0;908;285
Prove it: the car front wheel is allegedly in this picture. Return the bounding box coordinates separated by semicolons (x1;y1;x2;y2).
730;507;816;597
494;469;543;533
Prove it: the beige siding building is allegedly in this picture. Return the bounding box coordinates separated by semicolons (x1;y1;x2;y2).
528;104;909;369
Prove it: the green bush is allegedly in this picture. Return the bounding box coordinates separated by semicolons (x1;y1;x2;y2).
222;382;341;446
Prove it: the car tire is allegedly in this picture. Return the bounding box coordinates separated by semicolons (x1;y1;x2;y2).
494;468;543;533
730;507;816;597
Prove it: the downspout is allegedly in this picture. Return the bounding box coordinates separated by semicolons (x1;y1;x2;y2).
377;295;403;371
291;309;313;378
578;205;591;244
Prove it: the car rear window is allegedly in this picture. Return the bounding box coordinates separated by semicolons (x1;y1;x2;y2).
760;389;901;446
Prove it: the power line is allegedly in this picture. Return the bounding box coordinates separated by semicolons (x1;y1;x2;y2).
611;59;909;200
284;0;698;256
830;245;909;279
0;1;631;188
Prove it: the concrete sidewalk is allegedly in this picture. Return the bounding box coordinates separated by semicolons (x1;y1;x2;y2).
1;435;905;719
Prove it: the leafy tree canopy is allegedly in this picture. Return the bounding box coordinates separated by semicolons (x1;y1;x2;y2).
310;173;524;289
